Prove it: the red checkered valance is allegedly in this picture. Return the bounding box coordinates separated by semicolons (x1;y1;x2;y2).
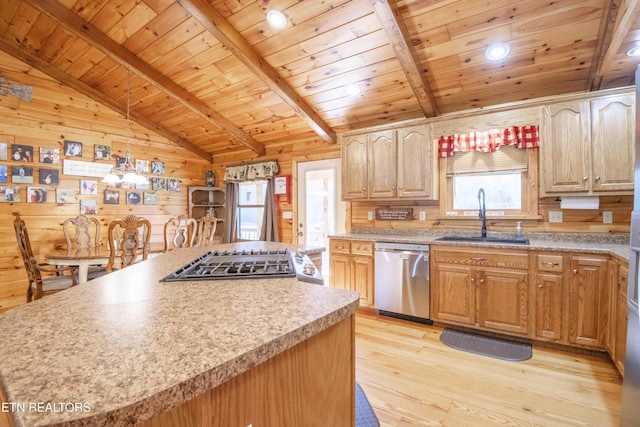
438;125;539;158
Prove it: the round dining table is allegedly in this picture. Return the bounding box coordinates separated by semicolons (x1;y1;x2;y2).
45;243;165;284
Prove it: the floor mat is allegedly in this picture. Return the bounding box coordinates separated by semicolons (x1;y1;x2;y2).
440;328;532;362
356;382;379;427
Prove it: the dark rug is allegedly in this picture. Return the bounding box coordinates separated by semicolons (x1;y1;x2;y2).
356;382;379;427
440;329;532;362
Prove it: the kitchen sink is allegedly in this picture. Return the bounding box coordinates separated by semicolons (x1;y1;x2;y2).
435;236;530;245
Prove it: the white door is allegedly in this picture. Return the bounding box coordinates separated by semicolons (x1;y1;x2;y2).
297;159;346;274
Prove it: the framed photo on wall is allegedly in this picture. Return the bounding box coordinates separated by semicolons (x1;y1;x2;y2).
0;185;20;202
11;166;33;183
12;144;34;162
64;140;83;157
103;189;119;204
39;169;59;185
39;147;59;164
27;187;47;203
80;199;97;214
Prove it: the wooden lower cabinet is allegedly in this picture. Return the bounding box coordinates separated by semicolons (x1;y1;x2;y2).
534;253;564;341
431;247;529;336
566;255;608;348
609;263;629;375
534;272;564;341
329;239;375;307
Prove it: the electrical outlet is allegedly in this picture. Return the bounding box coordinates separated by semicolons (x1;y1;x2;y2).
367;211;373;221
603;211;613;224
549;211;563;223
419;211;426;221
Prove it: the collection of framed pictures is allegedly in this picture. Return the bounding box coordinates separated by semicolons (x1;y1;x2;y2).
0;140;177;213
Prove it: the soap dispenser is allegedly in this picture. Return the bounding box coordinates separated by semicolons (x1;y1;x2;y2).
515;221;523;239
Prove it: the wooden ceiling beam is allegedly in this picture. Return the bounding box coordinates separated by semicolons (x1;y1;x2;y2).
176;0;337;144
22;0;265;156
0;37;213;162
588;0;640;90
371;0;439;117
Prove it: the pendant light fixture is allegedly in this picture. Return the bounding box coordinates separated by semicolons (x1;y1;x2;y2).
103;69;148;185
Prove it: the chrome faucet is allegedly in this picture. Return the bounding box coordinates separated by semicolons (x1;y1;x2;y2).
478;188;487;238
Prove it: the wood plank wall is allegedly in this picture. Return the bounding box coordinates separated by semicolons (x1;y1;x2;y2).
0;52;211;311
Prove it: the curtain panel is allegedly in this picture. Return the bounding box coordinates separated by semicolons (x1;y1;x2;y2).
438;125;539;158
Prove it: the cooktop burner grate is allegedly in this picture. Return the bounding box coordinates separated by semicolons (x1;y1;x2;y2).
161;249;297;282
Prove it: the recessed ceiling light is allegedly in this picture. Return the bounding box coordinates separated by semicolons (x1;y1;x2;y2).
345;83;361;96
266;10;287;29
626;46;640;57
485;42;511;61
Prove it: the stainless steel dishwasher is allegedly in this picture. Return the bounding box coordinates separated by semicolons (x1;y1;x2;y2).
374;242;431;324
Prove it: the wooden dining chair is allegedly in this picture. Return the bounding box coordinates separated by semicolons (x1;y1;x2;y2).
196;212;219;246
107;215;151;273
163;214;197;251
62;215;108;280
14;214;78;302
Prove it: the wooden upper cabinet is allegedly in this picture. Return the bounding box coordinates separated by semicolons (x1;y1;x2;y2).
340;123;438;201
341;134;368;200
397;124;437;199
368;130;397;199
540;101;591;195
590;94;635;192
540;92;634;196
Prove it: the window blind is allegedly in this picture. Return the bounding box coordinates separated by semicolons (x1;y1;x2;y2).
446;146;528;176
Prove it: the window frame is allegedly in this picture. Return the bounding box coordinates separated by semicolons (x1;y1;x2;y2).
236;180;268;241
440;148;539;220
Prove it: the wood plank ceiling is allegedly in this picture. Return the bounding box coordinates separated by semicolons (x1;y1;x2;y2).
1;0;639;161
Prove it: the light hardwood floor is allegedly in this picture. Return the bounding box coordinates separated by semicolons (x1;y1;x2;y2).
355;313;622;427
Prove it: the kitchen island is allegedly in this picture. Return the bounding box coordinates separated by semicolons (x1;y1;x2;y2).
0;242;359;427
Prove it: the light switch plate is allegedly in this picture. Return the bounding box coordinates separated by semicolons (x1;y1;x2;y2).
282;211;293;219
367;211;373;221
549;211;563;223
603;211;613;224
419;211;426;221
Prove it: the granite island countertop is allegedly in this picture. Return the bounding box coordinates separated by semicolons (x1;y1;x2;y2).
329;230;631;262
0;242;358;427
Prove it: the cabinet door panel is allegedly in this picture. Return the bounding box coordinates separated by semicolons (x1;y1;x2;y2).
540;102;590;195
341;135;368;200
567;257;608;347
329;254;350;291
535;273;563;341
367;131;396;199
478;269;529;335
397;124;434;199
351;256;374;306
591;94;635;192
432;265;475;325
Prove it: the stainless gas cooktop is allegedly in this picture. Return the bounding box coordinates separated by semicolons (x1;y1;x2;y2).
161;249;297;282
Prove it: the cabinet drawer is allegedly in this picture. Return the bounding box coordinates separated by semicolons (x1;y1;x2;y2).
433;247;528;269
330;239;351;254
351;241;374;256
619;264;629;294
537;254;564;272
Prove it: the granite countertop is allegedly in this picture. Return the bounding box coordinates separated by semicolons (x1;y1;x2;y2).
0;242;358;427
330;230;631;262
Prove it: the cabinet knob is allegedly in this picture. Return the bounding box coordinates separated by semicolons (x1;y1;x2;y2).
479;279;485;284
538;284;543;289
583;176;588;181
595;176;600;182
470;278;475;283
398;186;402;190
362;188;366;192
573;269;578;274
470;257;486;261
